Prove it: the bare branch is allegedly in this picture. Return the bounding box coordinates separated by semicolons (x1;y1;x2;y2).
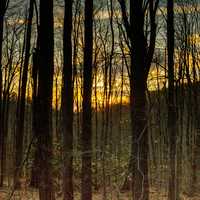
118;0;131;40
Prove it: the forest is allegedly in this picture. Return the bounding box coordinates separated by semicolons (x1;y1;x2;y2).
0;0;200;199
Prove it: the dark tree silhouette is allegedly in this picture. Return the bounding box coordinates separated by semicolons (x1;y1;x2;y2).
0;0;9;187
36;0;55;198
14;0;34;187
118;0;159;199
61;0;74;199
167;0;177;199
30;36;40;188
81;0;93;199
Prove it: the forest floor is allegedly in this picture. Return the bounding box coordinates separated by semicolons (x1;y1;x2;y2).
0;187;200;200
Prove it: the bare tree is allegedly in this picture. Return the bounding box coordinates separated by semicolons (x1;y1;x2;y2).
167;0;177;199
0;0;9;187
81;0;93;199
14;0;34;187
36;0;55;198
61;0;74;199
118;0;159;199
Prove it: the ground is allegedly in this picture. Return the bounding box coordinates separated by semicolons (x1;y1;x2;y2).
0;187;200;200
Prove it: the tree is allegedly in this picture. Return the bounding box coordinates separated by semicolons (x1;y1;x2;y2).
167;0;177;199
30;44;40;188
0;0;9;187
14;0;34;187
81;0;93;199
118;0;159;199
36;0;54;198
61;0;74;199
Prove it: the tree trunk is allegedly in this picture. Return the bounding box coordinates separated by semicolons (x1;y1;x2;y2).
130;1;149;199
30;45;39;188
62;0;74;199
130;82;149;200
167;0;177;199
0;12;4;189
118;0;159;199
0;0;7;187
36;0;54;198
81;0;93;199
14;0;34;186
130;17;149;199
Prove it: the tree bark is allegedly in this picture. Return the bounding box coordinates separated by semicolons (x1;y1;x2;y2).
118;0;159;199
0;10;4;189
130;2;149;197
36;0;54;198
14;0;34;186
167;0;177;200
30;43;39;188
62;0;74;199
81;0;93;199
0;0;8;187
